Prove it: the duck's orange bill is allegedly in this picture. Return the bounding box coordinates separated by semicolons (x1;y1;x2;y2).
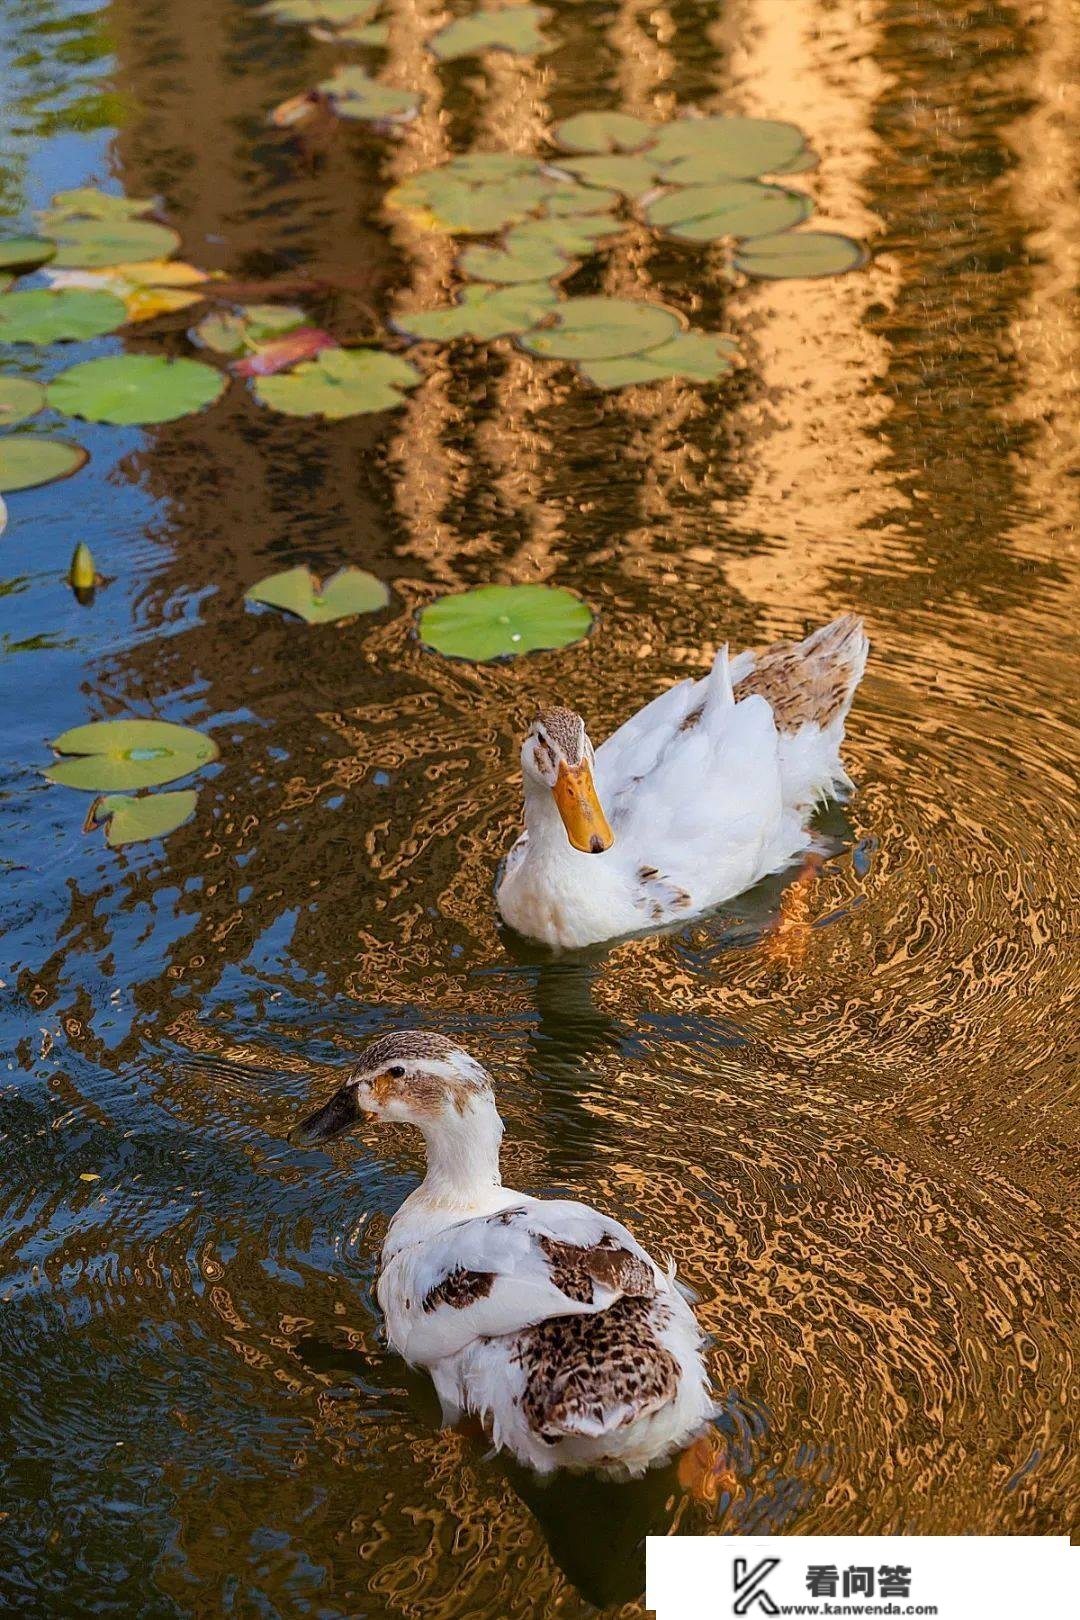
552;759;614;854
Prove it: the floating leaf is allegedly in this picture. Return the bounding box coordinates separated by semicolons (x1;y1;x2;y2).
0;377;46;426
733;230;867;279
232;328;339;376
387;160;552;235
553;111;654;153
319;65;418;123
459;230;571;284
645;180;812;242
246;564;390;623
41;258;211;323
543;184;622;218
419;584;592;661
558;154;657;197
429;5;550;61
0;438;88;492
49;217;181;269
40;187;156;224
312;19;387;43
190;310;249;354
517;296;681;361
263;0;380;21
396;282;557;342
0;288;127;344
0;236;56;273
514;214;621;254
44;720;218;791
650;117;808;181
91;789;198;847
252;347;421;417
48;355;227;425
576;331;738;389
191;304;307;356
69;541;98;590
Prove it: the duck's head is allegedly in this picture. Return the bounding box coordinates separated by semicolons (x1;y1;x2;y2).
521;706;614;854
290;1031;494;1146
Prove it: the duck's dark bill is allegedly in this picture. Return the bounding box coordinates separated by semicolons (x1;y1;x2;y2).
290;1083;360;1145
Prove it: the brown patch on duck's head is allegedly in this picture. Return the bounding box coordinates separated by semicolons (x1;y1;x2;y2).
290;1030;494;1145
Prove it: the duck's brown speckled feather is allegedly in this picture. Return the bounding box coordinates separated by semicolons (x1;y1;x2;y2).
513;1297;678;1441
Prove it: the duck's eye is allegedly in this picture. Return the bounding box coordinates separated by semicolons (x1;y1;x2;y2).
388;1065;406;1079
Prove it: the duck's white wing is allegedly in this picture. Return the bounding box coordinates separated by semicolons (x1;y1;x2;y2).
379;1200;662;1368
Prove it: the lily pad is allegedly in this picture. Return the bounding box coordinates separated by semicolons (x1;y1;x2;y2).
517;295;681;361
558;154;657;197
0;288;127;345
191;304;307;356
0;438;88;492
246;564;390;623
387;161;552;235
514;214;621;253
0;236;56;273
313;19;387;43
650;117;808;181
44;719;219;791
418;583;592;661
734;230;867;279
48;355;227;425
49;217;181;269
577;331;738;389
40;187;157;224
645;180;812;241
459;230;572;284
396;282;557;342
429;5;550;61
319;65;418;123
252;347;421;417
553;111;654;153
0;377;47;426
543;184;622;217
263;0;380;20
91;789;198;848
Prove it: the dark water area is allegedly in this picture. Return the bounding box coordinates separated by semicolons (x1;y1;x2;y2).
0;0;1077;1614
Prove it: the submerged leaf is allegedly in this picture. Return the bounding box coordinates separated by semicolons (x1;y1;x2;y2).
552;111;654;153
0;236;56;273
232;329;339;376
419;584;593;662
645;180;812;241
0;377;47;426
649;117;808;181
48;217;181;269
0;438;88;492
733;229;868;279
252;347;421;416
246;564;390;623
0;288;127;344
91;789;198;847
395;282;558;342
48;355;227;425
45;719;218;791
429;5;550;61
517;295;681;361
576;331;738;389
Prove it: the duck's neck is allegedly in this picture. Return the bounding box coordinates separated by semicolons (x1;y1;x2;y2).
522;777;575;860
398;1094;505;1227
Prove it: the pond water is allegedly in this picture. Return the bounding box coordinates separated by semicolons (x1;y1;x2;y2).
1;0;1077;1614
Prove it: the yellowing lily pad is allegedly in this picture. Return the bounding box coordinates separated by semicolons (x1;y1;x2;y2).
429;5;550;61
0;236;56;273
252;347;421;416
734;230;867;279
553;111;654;153
319;65;418;122
48;355;227;425
418;583;592;661
517;296;681;361
396;282;558;342
645;180;812;241
650;117;808;181
558;154;657;197
44;720;218;791
48;217;181;269
0;438;89;492
459;230;572;284
576;331;738;389
91;789;198;847
0;288;127;344
246;564;390;623
0;377;47;426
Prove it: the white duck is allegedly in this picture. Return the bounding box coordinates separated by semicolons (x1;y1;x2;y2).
496;614;869;949
291;1030;716;1478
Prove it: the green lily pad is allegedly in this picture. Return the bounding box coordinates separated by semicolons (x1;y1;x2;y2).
387;161;552;235
558;154;657;197
91;789;198;848
317;19;386;42
645;180;812;242
252;347;421;416
246;563;390;623
190;304;305;354
40;187;156;224
543;184;622;217
49;217;181;269
319;65;418;122
396;282;558;342
514;214;621;253
576;331;738;389
0;288;127;344
263;0;380;20
0;236;57;273
0;437;88;492
734;230;867;279
650;117;808;180
48;355;227;425
772;148;819;176
44;719;219;791
459;230;572;284
517;295;681;361
553;111;654;153
430;5;550;60
0;377;47;426
189;310;249;355
418;583;592;661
